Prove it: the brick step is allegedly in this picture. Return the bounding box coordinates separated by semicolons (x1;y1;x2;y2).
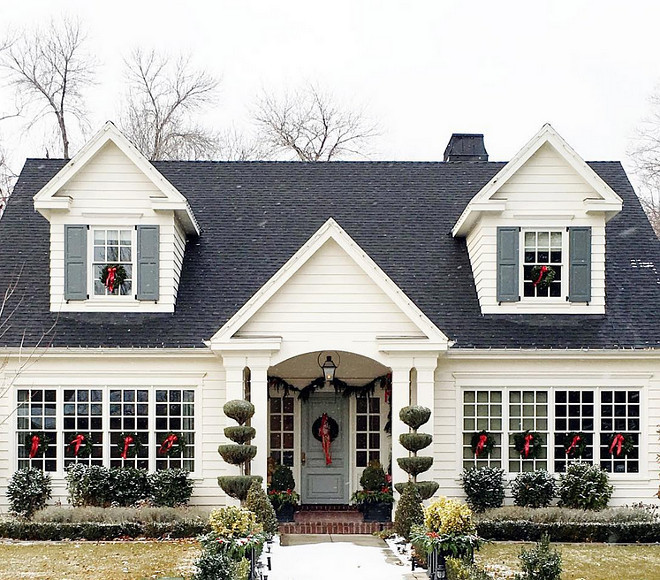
279;521;392;535
294;509;363;524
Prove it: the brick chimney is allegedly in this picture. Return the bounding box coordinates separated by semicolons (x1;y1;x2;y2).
443;134;488;162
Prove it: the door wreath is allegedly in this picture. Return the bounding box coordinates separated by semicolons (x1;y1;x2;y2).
312;413;338;466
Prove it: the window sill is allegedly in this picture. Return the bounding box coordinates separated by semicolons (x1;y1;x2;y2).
481;302;604;315
52;301;174;313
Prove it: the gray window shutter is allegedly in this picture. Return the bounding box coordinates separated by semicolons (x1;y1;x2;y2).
137;225;160;301
64;225;87;301
497;227;520;302
569;227;591;303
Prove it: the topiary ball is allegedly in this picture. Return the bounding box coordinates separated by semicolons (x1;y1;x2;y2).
223;400;255;425
224;426;256;444
399;433;433;453
397;456;433;478
359;461;387;491
399;405;431;431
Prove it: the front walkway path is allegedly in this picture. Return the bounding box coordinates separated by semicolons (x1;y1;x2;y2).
267;534;426;580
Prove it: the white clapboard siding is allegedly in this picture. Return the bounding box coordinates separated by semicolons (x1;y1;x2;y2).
467;143;607;314
236;239;426;357
48;142;187;313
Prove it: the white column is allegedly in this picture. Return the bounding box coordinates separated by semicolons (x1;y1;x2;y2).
390;361;413;499
415;358;438;486
223;358;246;404
248;360;270;487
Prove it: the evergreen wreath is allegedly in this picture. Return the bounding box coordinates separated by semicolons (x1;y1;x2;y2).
23;431;50;458
470;430;496;458
158;431;186;457
100;264;128;293
513;430;544;459
67;433;95;458
116;432;142;459
608;432;635;458
563;431;588;459
530;265;556;290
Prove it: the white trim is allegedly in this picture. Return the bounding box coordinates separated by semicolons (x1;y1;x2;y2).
209;218;449;350
33;122;200;235
452;124;623;237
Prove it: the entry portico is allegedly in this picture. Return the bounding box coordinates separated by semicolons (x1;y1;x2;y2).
208;218;447;499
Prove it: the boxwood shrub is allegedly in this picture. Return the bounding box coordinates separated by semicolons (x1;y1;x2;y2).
461;467;505;512
148;469;194;507
511;470;556;508
558;463;612;510
7;468;52;519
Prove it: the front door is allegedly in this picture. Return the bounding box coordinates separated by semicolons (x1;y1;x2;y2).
301;392;349;504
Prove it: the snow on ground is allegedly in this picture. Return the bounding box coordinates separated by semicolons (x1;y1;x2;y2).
265;534;418;580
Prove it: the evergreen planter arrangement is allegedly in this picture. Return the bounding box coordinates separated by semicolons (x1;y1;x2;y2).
268;464;300;523
351;461;394;522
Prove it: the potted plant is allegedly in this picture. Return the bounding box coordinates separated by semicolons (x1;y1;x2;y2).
351;460;394;522
267;464;299;522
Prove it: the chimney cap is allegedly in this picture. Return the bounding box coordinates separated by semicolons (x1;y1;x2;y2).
444;133;488;162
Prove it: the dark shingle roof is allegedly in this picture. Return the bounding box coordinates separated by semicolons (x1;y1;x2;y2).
0;159;658;350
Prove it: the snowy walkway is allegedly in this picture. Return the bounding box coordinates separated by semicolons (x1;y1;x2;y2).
266;534;423;580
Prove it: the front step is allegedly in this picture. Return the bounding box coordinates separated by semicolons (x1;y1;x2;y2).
278;505;393;535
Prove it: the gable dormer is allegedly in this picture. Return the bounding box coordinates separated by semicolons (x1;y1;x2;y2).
452;125;623;315
33;122;199;313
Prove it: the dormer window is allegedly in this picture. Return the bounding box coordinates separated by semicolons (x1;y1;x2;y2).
522;230;563;299
92;229;134;297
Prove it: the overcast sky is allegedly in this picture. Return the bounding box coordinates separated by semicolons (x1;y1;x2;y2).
2;0;660;183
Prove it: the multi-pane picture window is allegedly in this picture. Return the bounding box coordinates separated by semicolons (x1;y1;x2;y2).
16;389;57;472
269;396;295;467
554;390;594;472
463;390;502;468
109;389;149;468
93;229;133;296
155;389;195;471
356;396;380;467
508;390;548;472
600;390;640;474
523;231;563;298
63;389;103;467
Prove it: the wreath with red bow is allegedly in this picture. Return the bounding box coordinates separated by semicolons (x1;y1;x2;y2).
530;265;556;290
470;430;496;458
100;264;128;293
66;433;95;458
116;432;142;459
563;432;588;459
23;432;50;458
608;433;635;458
158;432;186;457
513;430;544;459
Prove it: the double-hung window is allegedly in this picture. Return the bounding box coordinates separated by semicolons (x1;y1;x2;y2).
92;228;134;297
522;230;563;298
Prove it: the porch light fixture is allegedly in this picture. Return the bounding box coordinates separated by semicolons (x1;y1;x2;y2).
319;354;338;384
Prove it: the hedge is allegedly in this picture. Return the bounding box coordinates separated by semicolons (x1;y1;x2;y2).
0;520;210;541
476;520;660;543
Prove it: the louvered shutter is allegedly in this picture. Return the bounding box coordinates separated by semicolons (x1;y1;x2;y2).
137;225;160;301
497;227;520;302
64;225;87;300
568;227;591;303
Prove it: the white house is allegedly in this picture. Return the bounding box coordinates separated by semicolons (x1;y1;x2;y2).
0;122;658;512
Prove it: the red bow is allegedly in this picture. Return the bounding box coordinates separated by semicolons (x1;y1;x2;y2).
609;433;625;457
70;434;86;457
121;435;134;459
475;434;488;457
319;413;332;466
159;433;178;455
533;266;548;287
29;435;40;458
522;433;533;458
105;266;117;292
565;435;581;457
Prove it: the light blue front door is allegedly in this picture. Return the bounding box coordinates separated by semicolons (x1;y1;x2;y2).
301;392;349;504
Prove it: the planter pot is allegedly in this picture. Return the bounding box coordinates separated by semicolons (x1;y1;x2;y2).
362;501;392;522
427;548;447;580
276;503;296;522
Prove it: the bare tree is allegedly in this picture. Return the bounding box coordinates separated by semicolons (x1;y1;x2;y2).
0;17;95;159
0;144;17;214
254;84;378;162
120;49;220;161
217;127;269;161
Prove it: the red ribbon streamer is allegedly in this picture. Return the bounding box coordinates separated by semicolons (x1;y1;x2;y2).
609;433;625;456
565;435;581;456
533;266;548;287
475;434;488;457
159;433;178;455
29;435;40;458
70;434;86;457
105;266;117;293
319;413;332;466
121;435;134;459
523;433;533;458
